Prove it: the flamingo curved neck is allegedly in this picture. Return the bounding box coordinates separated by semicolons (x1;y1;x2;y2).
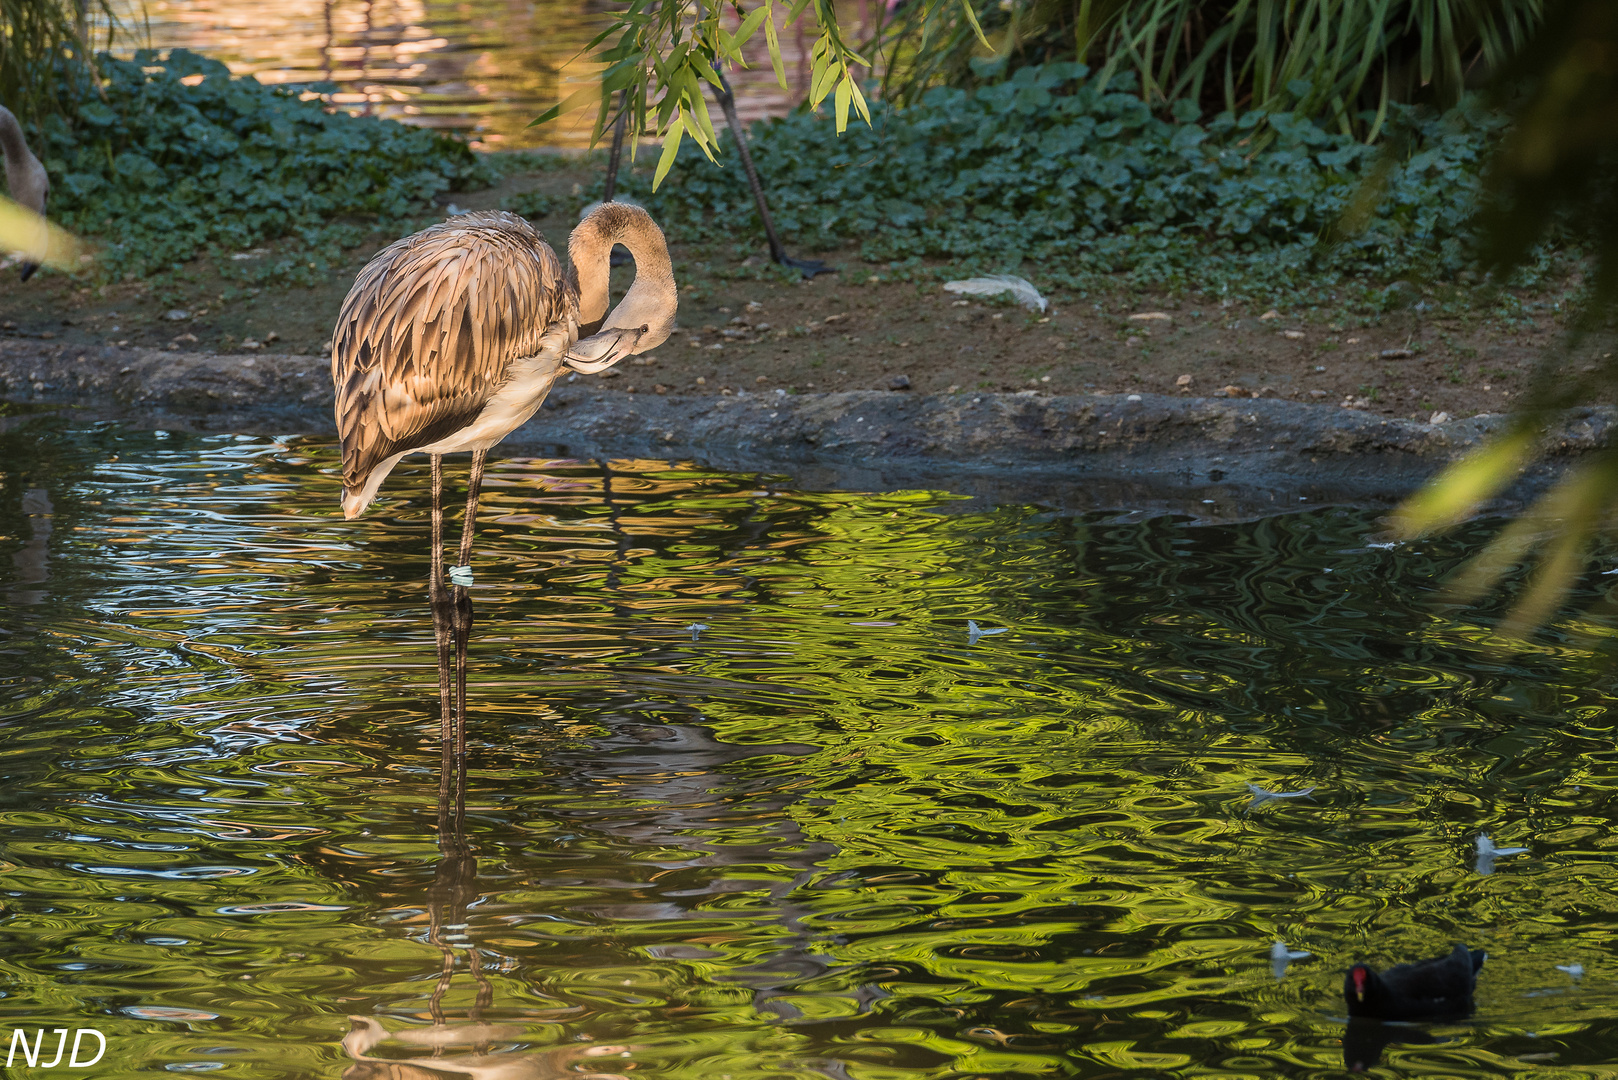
569;203;676;343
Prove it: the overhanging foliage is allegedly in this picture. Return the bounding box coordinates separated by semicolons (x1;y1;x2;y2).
609;64;1537;300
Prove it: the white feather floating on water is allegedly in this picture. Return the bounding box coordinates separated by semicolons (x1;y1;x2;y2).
1475;833;1528;876
942;275;1049;313
966;620;1007;646
1477;834;1528;856
1247;782;1316;808
1556;963;1584;978
687;622;708;642
1271;940;1311;980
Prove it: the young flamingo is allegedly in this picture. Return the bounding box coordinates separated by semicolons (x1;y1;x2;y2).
330;203;676;760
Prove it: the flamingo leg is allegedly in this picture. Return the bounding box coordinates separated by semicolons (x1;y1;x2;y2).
429;454;456;791
450;449;486;764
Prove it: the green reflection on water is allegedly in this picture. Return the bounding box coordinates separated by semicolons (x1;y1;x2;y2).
2;424;1618;1079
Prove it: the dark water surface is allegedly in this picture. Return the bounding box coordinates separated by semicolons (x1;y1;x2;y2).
3;423;1618;1078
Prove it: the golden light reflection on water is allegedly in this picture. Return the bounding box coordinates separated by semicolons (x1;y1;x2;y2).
111;0;851;149
2;426;1618;1077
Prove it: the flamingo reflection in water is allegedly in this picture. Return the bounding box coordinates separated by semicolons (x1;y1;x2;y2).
340;746;634;1080
329;203;677;760
344;1017;632;1080
337;714;884;1079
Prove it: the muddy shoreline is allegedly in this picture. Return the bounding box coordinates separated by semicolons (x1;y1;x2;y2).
2;341;1609;514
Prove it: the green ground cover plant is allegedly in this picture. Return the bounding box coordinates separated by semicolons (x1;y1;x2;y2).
608;63;1555;305
33;49;497;284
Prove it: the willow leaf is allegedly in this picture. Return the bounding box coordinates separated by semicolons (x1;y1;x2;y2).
653;113;686;189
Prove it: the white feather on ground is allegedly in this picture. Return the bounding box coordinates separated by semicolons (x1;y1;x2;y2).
942;275;1048;313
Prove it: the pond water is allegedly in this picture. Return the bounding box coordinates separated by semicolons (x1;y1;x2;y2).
115;0;831;149
3;422;1618;1078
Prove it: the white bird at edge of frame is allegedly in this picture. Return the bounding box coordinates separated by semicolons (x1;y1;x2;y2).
329;203;677;761
0;104;80;280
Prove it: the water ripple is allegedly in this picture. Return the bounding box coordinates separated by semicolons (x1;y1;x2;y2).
0;427;1615;1077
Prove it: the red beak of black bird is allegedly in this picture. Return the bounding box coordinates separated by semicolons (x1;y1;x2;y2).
1344;943;1486;1021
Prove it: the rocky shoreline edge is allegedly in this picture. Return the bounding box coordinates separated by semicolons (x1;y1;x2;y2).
2;342;1608;514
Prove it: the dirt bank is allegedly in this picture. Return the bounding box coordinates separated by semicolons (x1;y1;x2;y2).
1;156;1594;429
1;339;1608;515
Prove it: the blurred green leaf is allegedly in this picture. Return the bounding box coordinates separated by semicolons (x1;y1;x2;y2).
1390;425;1539;539
1392;0;1618;638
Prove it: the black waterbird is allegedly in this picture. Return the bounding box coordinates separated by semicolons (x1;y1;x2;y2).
1344;943;1485;1021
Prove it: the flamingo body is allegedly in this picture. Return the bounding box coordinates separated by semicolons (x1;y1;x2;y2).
327;200;676;745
